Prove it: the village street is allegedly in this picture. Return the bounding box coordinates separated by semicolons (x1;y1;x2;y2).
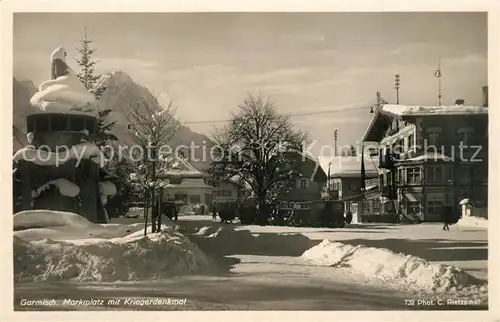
14;216;488;311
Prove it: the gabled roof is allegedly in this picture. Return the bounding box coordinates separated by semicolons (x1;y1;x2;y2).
382;104;488;116
362;103;488;143
318;155;379;178
163;156;203;177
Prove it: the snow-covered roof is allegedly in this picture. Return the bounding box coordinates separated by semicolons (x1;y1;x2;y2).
32;178;80;198
318;156;379;178
362;103;488;142
395;151;452;163
382;104;488;117
163;156;203;177
163;179;215;190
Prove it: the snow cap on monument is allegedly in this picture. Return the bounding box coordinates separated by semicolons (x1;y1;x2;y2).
28;46;97;116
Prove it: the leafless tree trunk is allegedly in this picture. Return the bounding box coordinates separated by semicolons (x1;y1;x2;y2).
126;95;180;234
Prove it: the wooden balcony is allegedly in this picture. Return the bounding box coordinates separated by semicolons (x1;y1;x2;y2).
379;152;396;169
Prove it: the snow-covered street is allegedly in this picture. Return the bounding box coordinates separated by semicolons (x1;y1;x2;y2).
14;214;488;311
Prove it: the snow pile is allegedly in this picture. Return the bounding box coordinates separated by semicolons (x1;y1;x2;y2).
457;216;488;229
302;240;483;293
14;211;209;282
98;181;117;205
190;226;318;256
14;228;209;282
13;143;106;167
30;46;96;115
14;210;94;231
32;179;80;198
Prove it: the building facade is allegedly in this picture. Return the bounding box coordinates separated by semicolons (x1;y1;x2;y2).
362;90;488;222
319;156;379;202
276;151;328;202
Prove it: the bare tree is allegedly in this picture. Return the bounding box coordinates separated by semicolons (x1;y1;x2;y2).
126;96;180;234
209;94;308;225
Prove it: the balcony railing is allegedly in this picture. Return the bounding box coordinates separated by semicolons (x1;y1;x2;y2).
379;152;396;169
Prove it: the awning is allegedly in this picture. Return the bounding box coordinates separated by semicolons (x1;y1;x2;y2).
404;193;417;202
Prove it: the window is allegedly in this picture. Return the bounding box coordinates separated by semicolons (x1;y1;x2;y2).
27;117;35;133
427;200;443;217
221;190;232;197
407;167;421;184
457;127;474;146
174;193;187;201
398;139;405;154
426;127;442;147
298;178;309;189
379;174;385;187
408;134;415;150
212;190;221;197
387;172;392;186
36;116;50;132
426;166;444;183
84;119;97;134
169;177;182;185
70;117;85;131
189;195;201;204
457;167;472;184
407;201;421;214
398;168;405;184
51;115;67;131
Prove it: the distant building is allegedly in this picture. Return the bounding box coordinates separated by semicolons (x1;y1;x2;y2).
318;156;379;201
361;92;488;222
275;151;328;202
160;156;215;205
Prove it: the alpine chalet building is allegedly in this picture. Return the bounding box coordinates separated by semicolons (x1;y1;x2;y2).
361;87;488;222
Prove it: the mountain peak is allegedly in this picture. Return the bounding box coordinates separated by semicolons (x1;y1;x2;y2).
95;70;134;91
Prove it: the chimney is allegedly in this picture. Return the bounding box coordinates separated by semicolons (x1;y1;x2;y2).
455;99;465;105
482;86;488;107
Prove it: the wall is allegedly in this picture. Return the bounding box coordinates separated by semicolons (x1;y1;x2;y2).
213;182;240;203
282;177;325;202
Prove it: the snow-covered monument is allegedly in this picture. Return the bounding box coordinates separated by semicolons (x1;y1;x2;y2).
13;46;115;223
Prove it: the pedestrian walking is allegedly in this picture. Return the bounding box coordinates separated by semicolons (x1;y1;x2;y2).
442;205;452;231
211;200;217;220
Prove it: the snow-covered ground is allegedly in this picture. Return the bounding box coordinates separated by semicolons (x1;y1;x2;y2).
457;215;488;229
14;213;488;310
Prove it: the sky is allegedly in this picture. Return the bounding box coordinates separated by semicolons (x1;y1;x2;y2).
13;12;487;156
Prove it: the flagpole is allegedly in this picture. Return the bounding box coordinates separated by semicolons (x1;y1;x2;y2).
436;57;442;106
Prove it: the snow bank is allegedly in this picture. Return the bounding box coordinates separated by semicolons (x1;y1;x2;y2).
32;179;80;198
13;210;209;282
457;216;488;229
13;143;106;167
190;226;318;256
14;210;141;241
302;240;483;293
14;210;94;231
14;227;209;282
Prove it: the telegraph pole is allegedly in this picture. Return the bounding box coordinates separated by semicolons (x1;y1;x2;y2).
394;74;400;105
334;129;338;157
